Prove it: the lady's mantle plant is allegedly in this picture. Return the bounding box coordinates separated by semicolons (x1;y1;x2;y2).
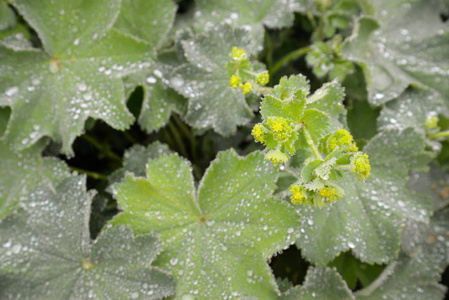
1;0;449;299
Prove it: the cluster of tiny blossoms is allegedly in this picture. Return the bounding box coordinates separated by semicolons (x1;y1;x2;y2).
227;47;371;207
227;47;269;95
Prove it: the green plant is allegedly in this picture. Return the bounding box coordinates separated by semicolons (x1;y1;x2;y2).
1;0;449;299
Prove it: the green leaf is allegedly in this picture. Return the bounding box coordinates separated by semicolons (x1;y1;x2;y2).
194;0;301;44
272;74;310;102
342;0;449;106
296;128;433;264
108;141;173;186
260;95;306;122
111;150;301;299
124;69;187;133
299;109;330;143
0;175;175;299
0;140;69;219
114;0;176;48
0;2;16;31
159;24;259;135
307;81;346;131
1;0;155;154
280;266;354;300
378;87;448;139
402;165;449;268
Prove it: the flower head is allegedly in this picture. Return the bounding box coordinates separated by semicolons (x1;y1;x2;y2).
241;82;252;95
267;117;293;141
319;187;340;201
230;47;247;61
290;185;306;205
256;71;270;86
230;74;240;89
351;153;371;181
252;123;265;143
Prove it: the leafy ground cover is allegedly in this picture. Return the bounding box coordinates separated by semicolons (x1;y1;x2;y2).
1;0;449;299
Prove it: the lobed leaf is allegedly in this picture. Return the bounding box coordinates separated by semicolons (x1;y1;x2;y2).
159;24;260;135
1;0;155;154
0;175;175;299
111;150;301;299
0;140;69;219
342;0;449;106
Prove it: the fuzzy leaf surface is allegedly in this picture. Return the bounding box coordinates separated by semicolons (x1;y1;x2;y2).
297;128;432;264
194;0;301;43
111;150;301;299
114;0;176;48
0;140;69;219
159;24;260;135
124;69;186;133
342;0;449;106
0;175;174;299
1;0;154;153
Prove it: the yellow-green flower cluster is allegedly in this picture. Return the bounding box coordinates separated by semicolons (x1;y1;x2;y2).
328;129;358;153
230;46;247;61
351;153;371;181
290;185;306;205
267;117;293;141
251;124;266;143
227;47;269;95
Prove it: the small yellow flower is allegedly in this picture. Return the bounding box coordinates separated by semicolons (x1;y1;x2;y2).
351;153;371;181
252;124;265;143
230;47;246;61
267;117;292;141
241;82;252;94
347;143;358;152
319;187;339;200
290;185;306;205
328;129;355;152
425;115;439;129
265;149;289;166
230;74;240;89
256;71;269;86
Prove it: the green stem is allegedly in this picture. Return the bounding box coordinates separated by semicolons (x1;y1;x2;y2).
242;69;260;77
173;115;198;164
302;127;323;160
264;30;273;70
354;261;397;297
121;131;138;144
270;46;312;75
335;165;351;170
253;85;273;95
428;130;449;140
81;135;122;162
69;166;108;180
168;120;188;158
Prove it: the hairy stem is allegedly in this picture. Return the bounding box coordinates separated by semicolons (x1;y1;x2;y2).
271;46;312;75
354;261;398;297
303;127;323;160
69;166;108;180
428;130;449;140
81;134;122;162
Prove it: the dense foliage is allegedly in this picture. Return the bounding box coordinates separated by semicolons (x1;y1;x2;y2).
1;0;449;299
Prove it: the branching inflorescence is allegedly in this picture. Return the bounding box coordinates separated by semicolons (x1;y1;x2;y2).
228;47;371;208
